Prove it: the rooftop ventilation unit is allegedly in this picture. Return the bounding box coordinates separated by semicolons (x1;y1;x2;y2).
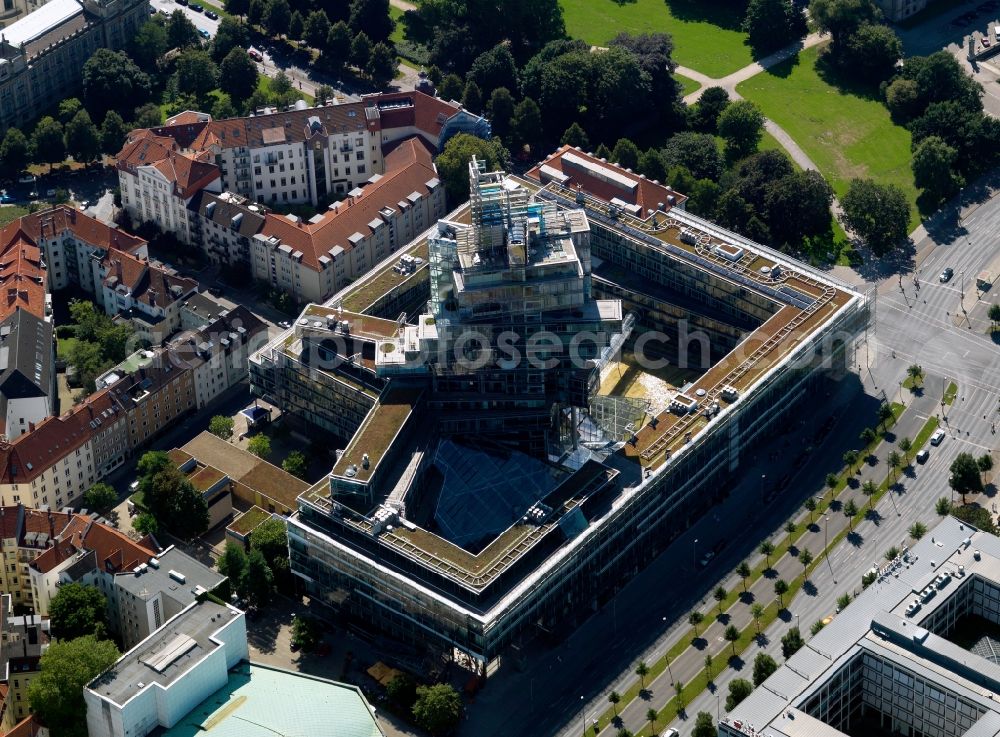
168;570;186;584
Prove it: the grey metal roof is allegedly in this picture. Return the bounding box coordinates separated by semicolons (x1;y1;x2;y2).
0;309;52;405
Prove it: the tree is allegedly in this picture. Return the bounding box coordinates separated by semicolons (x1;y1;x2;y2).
608;690;621;715
837;593;852;610
99;111;128;155
884;545;900;561
898;436;913;459
249;517;288;573
950;452;984;503
0;127;29;177
760;540;775;568
841;179;911;255
646;707;659;734
167;9;201;49
690;86;730;133
812;618;828;634
351;31;374;68
282;450;308;479
804;497;818;522
263;0;290;36
714;585;728;615
608;32;680;108
133;512;158;535
718;100;765;159
736;561;752;592
862;480;878;509
726;678;753;712
30;116;65;168
878;402;895;430
637;148;667;182
349;0;393;43
462;80;482;113
28;636;120;737
559;121;589;149
248;0;265;26
209;415;235;440
674;679;685;708
693;711;717;737
289;10;305;40
844;499;859;526
843;449;859;474
763;170;834;248
689;610;704;635
991;303;1000;330
774;579;789;607
809;0;880;51
952;504;998;534
743;0;806;53
225;0;249;16
751;603;764;634
387;673;418;708
860;427;877;446
435;133;508;204
299;10;329;48
842;23;902;82
785;520;796;535
138;449;171;480
468;44;519;99
83;482;117;511
888;450;903;482
635;660;649;688
217;541;248;584
936;496;952;516
979;454;994;473
291;614;321;651
212;17;250;63
704;652;713;682
133;102;163;129
83;49;151;116
437;73;464;102
724;624;740;656
57;97;83;125
220;48;259;102
176;48;219;100
912;136;962;204
662;131;724;181
799;548;814;575
885;77;923;123
487;87;515;141
242;548;274;606
753;652;778;686
130;20;169;71
49;583;109;641
781;626;804;658
611;138;640;171
511;97;542;153
909;521;928;540
150;465;210;539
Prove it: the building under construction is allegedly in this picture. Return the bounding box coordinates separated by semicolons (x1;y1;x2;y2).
250;152;869;669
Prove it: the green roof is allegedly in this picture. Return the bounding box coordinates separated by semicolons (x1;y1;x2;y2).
159;662;384;737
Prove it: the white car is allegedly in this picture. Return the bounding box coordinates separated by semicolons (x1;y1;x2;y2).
129;480;140;492
930;429;946;446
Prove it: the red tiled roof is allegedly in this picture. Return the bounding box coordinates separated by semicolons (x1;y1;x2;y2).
259;138;439;269
0;228;44;321
525;144;689;214
117;131;220;199
8;205;146;256
0;390;121;484
103;251;198;309
30;515;155;575
364;90;464;145
2;715;43;737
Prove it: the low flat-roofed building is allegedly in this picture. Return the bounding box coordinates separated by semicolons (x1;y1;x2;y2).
156;661;384;737
85;599;248;737
178;431;308;514
722;517;1000;737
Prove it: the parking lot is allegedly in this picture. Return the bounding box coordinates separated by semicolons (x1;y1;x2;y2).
1;164;117;209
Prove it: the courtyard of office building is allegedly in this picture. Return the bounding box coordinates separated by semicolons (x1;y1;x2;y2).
250;151;869;671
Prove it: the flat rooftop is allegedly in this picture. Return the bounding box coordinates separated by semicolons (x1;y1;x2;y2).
723;517;1000;737
114;546;225;603
157;662;383;737
329;385;423;482
88;600;236;706
301;305;399;341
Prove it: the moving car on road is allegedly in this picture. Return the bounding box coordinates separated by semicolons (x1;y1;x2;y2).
940;267;954;283
930;429;946;446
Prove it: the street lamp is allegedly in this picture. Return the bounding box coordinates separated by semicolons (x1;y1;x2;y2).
662;616;674;683
792;610;800;631
760;473;766;504
580;695;586;737
693;538;699;569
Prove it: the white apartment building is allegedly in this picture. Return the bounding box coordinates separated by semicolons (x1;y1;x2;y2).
99;252;199;344
85;600;248;737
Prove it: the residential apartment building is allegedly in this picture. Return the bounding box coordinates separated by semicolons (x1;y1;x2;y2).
99;251;199;344
165;305;268;409
722;517;1000;737
0;0;149;132
249;138;445;304
117;130;222;243
0;388;126;511
0;597;47;730
0;505;73;609
85;599;248;737
187;191;265;269
0;311;54;441
105;361;196;449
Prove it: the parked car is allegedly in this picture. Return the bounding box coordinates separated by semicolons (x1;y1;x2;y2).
930;429;946;446
205;9;218;18
199;28;210;38
0;192;13;204
661;729;679;737
916;449;930;464
190;3;203;11
17;174;35;184
45;188;55;198
247;46;263;61
28;190;38;199
940;267;954;283
698;551;715;568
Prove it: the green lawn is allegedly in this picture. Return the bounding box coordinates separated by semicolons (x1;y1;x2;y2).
0;206;29;227
561;0;753;78
56;335;78;362
676;72;701;97
737;45;920;230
